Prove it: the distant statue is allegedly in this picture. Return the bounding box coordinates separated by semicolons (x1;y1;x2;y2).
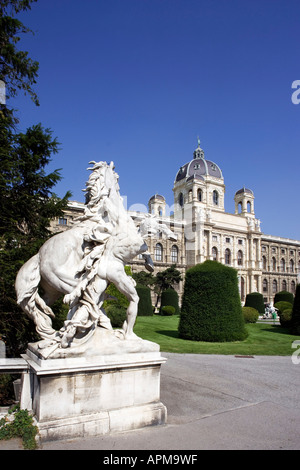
247;217;254;230
15;161;176;355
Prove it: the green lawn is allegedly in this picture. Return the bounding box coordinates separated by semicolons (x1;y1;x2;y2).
133;314;300;356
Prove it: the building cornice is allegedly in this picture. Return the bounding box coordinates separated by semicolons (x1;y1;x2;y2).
261;234;300;246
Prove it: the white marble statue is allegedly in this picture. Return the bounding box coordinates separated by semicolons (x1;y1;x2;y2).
15;161;176;356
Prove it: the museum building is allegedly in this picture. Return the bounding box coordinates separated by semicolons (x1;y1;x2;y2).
50;141;300;305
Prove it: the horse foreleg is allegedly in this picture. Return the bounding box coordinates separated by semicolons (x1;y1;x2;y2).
108;270;139;339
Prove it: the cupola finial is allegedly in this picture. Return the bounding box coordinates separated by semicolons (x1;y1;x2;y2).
194;137;204;159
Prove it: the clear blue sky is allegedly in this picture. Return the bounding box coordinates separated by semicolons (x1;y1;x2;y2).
12;0;300;240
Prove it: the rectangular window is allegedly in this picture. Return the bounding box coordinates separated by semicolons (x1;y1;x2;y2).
58;217;67;225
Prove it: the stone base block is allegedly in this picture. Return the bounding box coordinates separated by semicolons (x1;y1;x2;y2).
37;402;166;441
21;331;167;442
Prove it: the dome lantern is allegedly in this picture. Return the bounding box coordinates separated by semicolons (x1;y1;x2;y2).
234;186;255;216
175;139;223;183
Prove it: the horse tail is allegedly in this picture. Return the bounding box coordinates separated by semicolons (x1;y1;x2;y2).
15;253;56;340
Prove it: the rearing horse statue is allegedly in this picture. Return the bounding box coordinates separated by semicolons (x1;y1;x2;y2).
15;161;177;355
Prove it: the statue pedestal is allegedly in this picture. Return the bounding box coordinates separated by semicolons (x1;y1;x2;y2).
21;329;167;441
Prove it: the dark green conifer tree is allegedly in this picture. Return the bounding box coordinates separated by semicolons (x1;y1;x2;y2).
0;1;71;356
291;284;300;335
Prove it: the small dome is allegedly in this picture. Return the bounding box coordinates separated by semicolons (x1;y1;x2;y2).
235;187;253;196
149;194;165;201
175;141;223;183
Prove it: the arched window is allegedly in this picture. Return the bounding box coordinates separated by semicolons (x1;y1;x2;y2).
158;206;163;217
240;277;245;301
171;245;178;263
212;246;218;261
198;188;202;202
213;190;219;206
291;280;296;294
280;258;285;272
155;243;163;262
238;201;242;214
272;279;277;294
272;257;276;272
225;248;231;265
290;259;294;273
263;279;268;293
179;193;184;207
282;280;287;291
237;250;243;266
247;201;251;213
262;256;267;270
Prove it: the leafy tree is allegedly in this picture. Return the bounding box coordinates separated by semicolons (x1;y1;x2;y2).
154;264;182;307
155;265;182;291
132;271;156;289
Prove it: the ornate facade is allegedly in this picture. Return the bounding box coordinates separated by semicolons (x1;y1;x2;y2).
50;141;300;305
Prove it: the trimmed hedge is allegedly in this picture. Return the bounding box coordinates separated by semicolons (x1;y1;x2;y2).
161;305;175;316
291;284;300;335
245;292;265;314
280;309;293;327
136;285;153;316
275;301;293;327
160;288;180;315
242;306;259;323
178;260;247;342
274;290;294;305
275;301;293;314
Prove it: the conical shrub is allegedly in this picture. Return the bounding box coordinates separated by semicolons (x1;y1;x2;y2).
178;260;247;342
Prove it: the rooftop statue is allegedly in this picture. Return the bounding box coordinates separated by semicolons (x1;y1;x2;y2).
15;161;176;358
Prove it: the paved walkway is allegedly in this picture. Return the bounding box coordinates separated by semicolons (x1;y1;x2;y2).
1;353;299;451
